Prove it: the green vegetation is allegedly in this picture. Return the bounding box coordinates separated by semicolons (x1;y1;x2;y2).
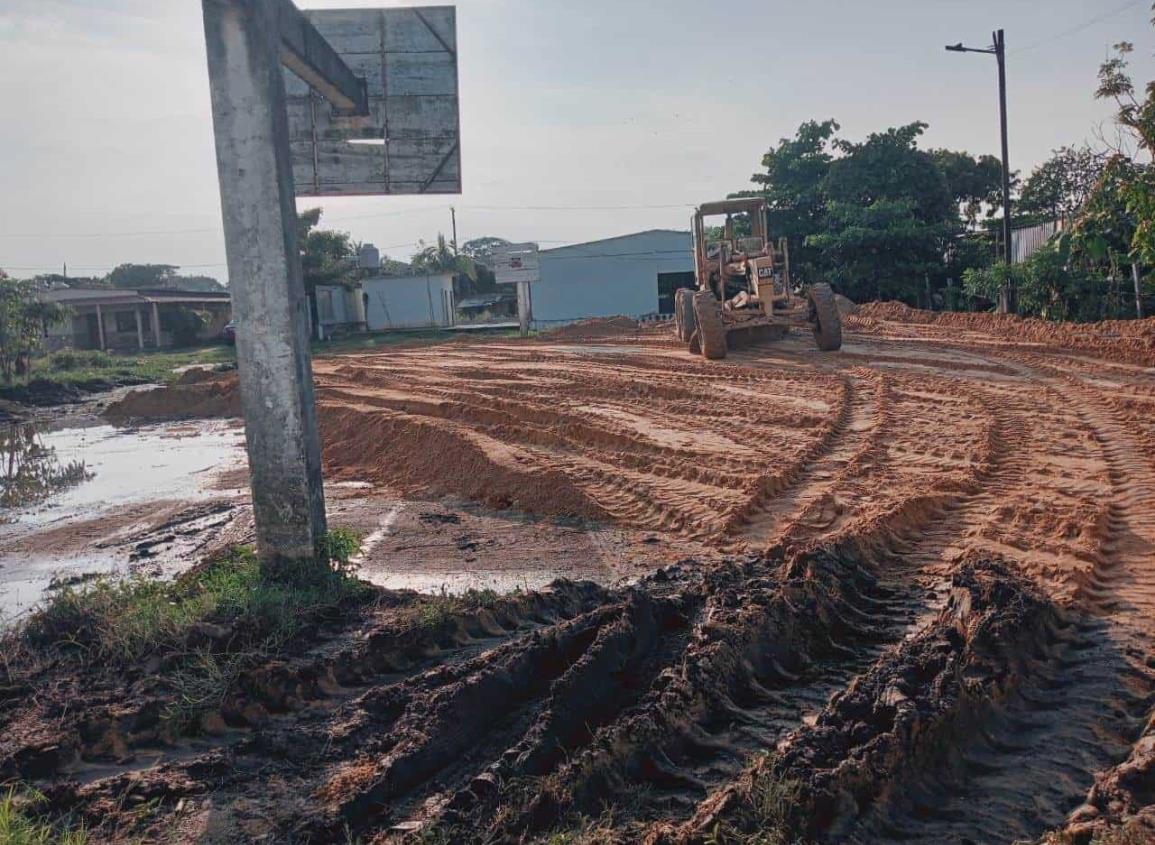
27;531;366;664
409;587;501;633
0;788;88;845
20;529;371;731
8;344;235;392
0;275;69;385
702;759;805;845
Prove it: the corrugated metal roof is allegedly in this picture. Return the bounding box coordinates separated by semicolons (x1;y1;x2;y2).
539;229;690;255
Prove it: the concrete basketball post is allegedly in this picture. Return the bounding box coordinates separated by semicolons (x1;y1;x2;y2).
201;0;327;567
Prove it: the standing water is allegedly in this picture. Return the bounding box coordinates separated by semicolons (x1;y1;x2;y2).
0;420;246;622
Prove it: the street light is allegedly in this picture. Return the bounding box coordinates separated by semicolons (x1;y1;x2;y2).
946;29;1014;313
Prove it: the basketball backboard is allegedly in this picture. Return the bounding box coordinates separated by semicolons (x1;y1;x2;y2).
284;6;461;196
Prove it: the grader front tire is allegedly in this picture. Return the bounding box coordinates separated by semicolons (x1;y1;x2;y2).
691;291;727;360
808;283;842;352
675;288;698;342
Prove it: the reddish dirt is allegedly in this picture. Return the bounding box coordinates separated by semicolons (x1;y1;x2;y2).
537;315;641;341
11;309;1155;843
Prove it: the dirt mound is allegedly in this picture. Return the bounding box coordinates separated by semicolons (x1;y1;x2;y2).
539;315;639;341
834;292;858;316
104;375;242;422
850;301;1155;367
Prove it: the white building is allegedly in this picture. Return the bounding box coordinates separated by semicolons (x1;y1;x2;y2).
532;230;694;328
362;272;456;330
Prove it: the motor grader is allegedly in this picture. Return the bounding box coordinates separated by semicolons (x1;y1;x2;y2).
675;198;841;359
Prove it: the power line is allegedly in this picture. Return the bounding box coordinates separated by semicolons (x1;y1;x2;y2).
1011;0;1142;55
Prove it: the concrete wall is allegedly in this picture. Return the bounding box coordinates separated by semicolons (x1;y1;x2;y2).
314;285;352;325
533;230;693;327
363;273;455;330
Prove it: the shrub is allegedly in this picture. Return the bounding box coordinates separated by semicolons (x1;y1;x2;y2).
24;532;369;666
43;350;116;372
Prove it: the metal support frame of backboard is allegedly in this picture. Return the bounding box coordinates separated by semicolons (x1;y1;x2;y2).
201;0;460;567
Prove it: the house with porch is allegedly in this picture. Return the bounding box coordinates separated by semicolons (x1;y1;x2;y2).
40;288;232;351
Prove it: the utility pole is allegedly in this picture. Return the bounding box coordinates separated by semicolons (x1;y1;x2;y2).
451;206;458;254
947;28;1015;314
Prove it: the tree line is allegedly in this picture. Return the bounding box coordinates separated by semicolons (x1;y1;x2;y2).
729;30;1153;321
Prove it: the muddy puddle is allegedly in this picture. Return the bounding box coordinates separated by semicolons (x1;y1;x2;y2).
0;419;246;622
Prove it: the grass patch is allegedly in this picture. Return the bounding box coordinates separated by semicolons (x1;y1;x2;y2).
0;787;88;845
12;345;237;393
410;587;501;633
702;757;805;845
18;529;373;732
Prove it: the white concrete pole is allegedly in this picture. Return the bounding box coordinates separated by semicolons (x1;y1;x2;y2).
134;307;145;350
1134;262;1144;320
152;302;162;347
95;304;106;350
202;0;327;567
517;281;531;337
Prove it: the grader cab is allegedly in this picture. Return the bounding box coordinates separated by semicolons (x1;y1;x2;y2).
675;198;841;359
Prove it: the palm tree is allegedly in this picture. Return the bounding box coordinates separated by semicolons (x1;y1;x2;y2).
411;234;478;295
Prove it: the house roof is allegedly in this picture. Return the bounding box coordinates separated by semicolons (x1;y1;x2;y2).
41;287;230;306
539;229;690;255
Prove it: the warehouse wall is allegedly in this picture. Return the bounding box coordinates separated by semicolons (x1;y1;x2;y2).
533;230;692;326
363;273;455;329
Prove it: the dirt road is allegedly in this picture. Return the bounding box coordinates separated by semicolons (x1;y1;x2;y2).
7;310;1155;843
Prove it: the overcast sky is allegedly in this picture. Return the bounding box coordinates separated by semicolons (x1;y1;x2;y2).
0;0;1151;283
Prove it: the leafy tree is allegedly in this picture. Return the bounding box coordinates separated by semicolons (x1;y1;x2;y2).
298;209;357;290
460;236;513;293
741;119;841;281
100;264;223;292
928;148;1004;228
810;123;955;303
171;274;225;292
825;122;954;223
105;263;178;289
1095;39;1155;269
808;199;948;302
0;273;68;384
460;236;512;262
1018;145;1107;222
296;209;359;335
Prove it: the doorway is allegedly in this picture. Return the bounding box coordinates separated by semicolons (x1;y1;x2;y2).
657;271;696;315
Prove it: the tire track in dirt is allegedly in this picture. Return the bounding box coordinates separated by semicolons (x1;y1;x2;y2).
805;343;1155;844
727;372;870;552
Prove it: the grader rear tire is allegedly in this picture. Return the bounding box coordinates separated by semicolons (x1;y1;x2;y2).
675;288;697;342
691;291;727;360
809;283;842;352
